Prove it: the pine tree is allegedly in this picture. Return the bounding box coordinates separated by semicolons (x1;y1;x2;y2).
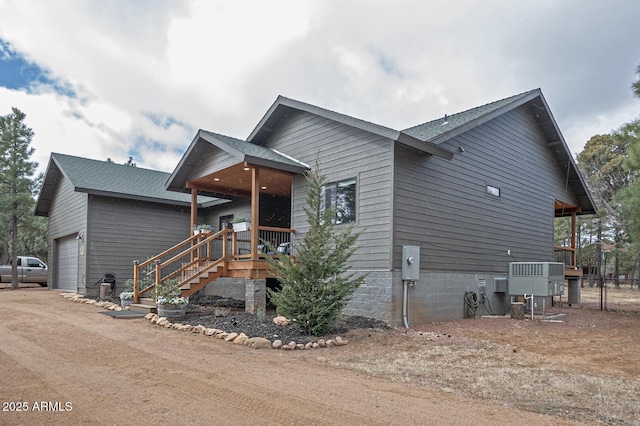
633;63;640;99
0;107;39;289
266;163;365;336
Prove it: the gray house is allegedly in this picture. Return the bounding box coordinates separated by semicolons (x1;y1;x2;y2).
159;88;595;325
37;88;595;325
34;154;222;294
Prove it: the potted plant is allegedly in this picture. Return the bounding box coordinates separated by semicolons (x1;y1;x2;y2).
193;224;213;235
156;279;188;318
119;279;135;307
232;217;251;232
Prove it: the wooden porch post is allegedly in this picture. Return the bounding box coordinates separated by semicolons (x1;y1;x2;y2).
190;186;198;262
251;167;260;261
571;211;577;268
190;186;198;232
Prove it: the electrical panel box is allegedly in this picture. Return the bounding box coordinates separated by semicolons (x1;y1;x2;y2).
402;245;420;281
508;262;565;296
494;277;507;293
478;279;486;295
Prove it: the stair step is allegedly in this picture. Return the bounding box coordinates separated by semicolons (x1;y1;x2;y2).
139;297;155;305
129;303;157;314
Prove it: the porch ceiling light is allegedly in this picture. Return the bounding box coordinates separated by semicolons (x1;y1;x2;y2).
214;177;220;181
243;167;250;171
261;186;267;190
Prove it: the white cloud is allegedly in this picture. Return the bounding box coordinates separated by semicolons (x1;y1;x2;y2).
0;86;123;171
563;99;640;155
0;0;639;176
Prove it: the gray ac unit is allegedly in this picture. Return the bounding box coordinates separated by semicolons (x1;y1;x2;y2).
508;262;565;296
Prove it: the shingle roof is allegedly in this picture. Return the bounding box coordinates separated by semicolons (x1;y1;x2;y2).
35;153;218;216
248;95;455;159
403;89;539;142
201;130;309;169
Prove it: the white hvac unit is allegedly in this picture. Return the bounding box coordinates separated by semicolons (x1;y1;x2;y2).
508;262;565;296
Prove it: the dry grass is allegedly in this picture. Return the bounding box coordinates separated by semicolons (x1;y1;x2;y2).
320;314;640;425
581;285;640;312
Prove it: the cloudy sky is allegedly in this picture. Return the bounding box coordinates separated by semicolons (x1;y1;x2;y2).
1;0;639;176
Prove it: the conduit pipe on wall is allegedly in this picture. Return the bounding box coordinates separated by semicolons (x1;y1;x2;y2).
402;280;412;329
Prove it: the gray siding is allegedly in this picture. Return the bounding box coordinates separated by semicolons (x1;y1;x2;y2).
46;174;87;290
202;200;251;230
263;110;394;270
85;196;192;295
394;105;575;274
191;145;238;179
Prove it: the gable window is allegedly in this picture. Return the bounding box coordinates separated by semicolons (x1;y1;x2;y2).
322;177;356;224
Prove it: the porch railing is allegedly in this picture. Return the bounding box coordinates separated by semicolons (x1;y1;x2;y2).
133;229;229;303
233;226;295;259
133;226;295;303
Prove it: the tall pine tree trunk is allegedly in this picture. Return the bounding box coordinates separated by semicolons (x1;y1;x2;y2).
11;205;19;289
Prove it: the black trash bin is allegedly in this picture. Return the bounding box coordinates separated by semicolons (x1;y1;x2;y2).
101;273;116;296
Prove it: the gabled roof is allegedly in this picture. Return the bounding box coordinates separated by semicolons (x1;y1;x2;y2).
200;130;310;171
35;153;221;216
404;88;596;215
403;89;540;143
248;95;456;160
165;130;310;194
165;89;594;215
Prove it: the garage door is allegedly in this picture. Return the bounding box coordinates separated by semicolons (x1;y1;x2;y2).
56;236;79;291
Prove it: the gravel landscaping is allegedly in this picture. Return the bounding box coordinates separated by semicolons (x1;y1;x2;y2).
182;299;393;345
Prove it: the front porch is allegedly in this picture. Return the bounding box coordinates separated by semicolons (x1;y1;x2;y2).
130;130;308;311
132;226;294;311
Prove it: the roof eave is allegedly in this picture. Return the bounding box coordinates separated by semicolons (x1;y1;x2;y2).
248;96;455;160
244;155;309;174
533;94;597;215
34;154;65;216
165;131;204;193
426;90;543;146
396;133;455;160
248;96;401;144
73;187;208;207
165;129;248;193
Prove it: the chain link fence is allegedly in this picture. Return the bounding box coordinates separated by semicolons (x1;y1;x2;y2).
578;278;640;312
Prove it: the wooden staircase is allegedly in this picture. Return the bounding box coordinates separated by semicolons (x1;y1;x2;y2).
178;261;225;298
132;229;230;308
131;226;294;310
129;262;225;314
129;297;157;314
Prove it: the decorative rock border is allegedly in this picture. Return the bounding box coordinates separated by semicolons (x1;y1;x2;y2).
60;292;349;350
144;312;349;350
61;292;125;310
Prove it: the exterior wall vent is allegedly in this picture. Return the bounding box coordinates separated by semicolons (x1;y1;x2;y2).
508;262;565;296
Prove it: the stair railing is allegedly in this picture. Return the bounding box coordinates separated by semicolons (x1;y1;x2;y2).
133;229;229;303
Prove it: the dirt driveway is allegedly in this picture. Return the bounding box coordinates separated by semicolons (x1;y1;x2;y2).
1;288;638;425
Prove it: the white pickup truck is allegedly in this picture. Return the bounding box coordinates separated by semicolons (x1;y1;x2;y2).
0;256;48;286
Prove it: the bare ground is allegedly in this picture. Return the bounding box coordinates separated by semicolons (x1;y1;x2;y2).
1;286;639;425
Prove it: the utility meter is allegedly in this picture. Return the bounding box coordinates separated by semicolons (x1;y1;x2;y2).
402;245;420;281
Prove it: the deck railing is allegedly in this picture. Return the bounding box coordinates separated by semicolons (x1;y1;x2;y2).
133;229;229;303
133;226;295;303
233;226;294;259
554;245;575;267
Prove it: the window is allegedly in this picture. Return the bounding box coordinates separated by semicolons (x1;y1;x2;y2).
27;258;44;268
219;214;234;230
322;177;356;224
486;184;501;198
